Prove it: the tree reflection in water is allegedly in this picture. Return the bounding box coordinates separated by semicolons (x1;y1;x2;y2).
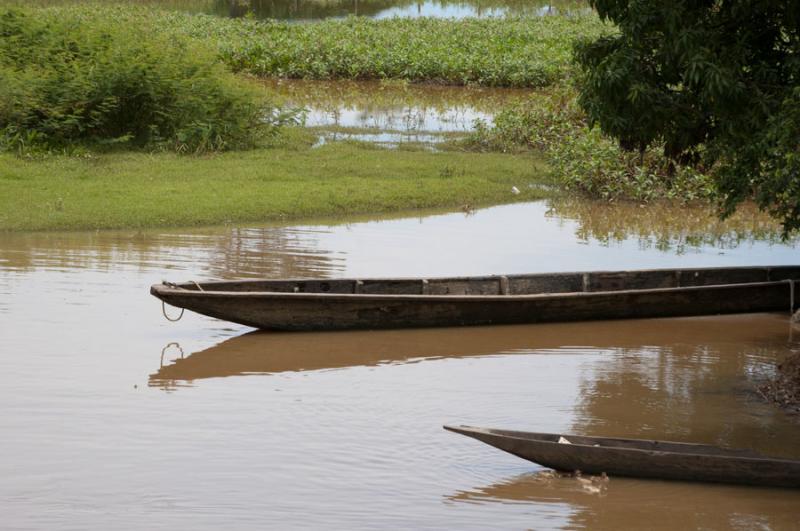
546;198;798;254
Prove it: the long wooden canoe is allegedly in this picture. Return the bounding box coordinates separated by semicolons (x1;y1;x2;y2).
151;265;800;331
443;425;800;488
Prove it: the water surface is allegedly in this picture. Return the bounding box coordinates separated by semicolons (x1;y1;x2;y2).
13;0;587;21
262;79;530;146
2;200;799;529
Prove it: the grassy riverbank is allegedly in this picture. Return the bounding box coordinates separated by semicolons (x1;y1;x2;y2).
0;133;548;231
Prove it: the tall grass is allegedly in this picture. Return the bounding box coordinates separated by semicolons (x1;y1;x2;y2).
38;5;610;88
0;8;287;154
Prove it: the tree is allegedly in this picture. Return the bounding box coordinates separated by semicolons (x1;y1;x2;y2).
575;0;800;234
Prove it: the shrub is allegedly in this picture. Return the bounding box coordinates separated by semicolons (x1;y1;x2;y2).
0;8;285;154
464;85;713;202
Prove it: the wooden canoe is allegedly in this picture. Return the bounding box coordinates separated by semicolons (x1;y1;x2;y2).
443;425;800;488
150;265;800;331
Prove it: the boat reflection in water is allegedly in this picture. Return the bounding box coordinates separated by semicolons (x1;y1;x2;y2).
448;470;799;530
151;312;800;523
151;312;791;388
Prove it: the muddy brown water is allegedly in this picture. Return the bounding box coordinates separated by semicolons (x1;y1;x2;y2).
2;201;800;529
260;79;532;147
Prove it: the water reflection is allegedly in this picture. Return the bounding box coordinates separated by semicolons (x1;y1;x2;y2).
573;341;800;457
440;313;800;529
18;0;587;20
547;198;797;254
211;0;587;20
1;201;797;280
150;314;797;394
450;471;800;530
264;79;529;145
0;226;343;278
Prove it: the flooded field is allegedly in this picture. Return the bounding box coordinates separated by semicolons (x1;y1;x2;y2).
263;79;529;147
2;200;799;529
12;0;587;21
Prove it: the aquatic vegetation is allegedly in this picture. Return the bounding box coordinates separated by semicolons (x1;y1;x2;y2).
0;8;287;154
463;85;714;202
260;79;528;118
205;14;608;87
35;5;609;88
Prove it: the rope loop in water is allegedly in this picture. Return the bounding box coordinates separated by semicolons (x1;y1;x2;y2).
162;300;184;322
160;342;185;367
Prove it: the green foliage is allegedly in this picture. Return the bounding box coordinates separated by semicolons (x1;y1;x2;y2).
38;5;610;88
575;0;800;233
0;8;286;154
463;85;712;201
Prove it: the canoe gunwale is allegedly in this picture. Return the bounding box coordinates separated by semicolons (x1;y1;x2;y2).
156;265;800;289
442;425;799;465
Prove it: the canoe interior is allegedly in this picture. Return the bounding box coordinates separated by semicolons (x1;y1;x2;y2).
447;426;767;459
175;266;800;296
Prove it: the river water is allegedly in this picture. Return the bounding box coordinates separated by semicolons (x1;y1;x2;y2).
2;200;799;529
16;0;587;21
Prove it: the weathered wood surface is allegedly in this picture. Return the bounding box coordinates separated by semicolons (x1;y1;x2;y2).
443;425;800;488
151;266;800;331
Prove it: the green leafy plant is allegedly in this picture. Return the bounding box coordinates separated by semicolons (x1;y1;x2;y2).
575;0;800;234
0;8;289;154
34;5;611;89
463;85;713;202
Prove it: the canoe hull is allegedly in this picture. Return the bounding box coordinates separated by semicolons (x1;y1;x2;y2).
151;277;797;331
445;426;800;488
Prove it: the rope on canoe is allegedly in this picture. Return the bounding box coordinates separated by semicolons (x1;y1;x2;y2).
162;280;204;291
162;300;184;322
159;280;204;322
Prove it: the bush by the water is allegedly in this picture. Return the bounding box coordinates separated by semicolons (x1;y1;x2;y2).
464;85;713;202
0;8;281;153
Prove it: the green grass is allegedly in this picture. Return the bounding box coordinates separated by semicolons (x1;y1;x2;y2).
0;133;549;231
36;5;610;88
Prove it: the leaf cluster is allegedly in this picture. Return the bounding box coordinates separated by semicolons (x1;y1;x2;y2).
575;0;800;233
0;8;286;154
463;84;713;201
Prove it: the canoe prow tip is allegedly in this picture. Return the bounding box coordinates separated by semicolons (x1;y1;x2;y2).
443;424;484;436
